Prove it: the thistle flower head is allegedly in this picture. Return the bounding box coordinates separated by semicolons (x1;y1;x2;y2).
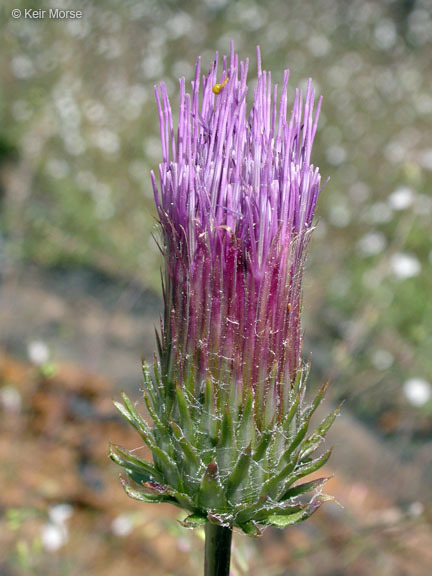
111;44;338;535
152;44;322;424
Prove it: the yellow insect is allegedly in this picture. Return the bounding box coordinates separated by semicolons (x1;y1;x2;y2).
212;76;229;94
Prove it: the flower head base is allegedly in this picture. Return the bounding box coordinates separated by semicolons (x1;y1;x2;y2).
111;45;338;535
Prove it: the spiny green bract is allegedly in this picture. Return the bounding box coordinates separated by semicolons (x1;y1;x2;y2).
110;361;340;536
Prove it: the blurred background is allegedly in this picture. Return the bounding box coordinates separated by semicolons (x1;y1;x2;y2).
1;0;431;574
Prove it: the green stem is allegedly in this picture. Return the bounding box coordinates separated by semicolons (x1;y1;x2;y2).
204;522;233;576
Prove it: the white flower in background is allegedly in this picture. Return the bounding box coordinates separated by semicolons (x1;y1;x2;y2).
10;56;34;79
308;35;331;57
388;187;414;210
371;349;394;371
326;145;347;166
46;158;70;179
408;502;424;517
41;504;74;552
91;128;120;155
374;19;397;51
367;202;393;224
111;514;133;537
27;341;50;365
358;231;387;256
390;253;421;279
41;523;68;552
0;386;22;414
49;504;74;525
403;378;432;407
328;203;351;228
